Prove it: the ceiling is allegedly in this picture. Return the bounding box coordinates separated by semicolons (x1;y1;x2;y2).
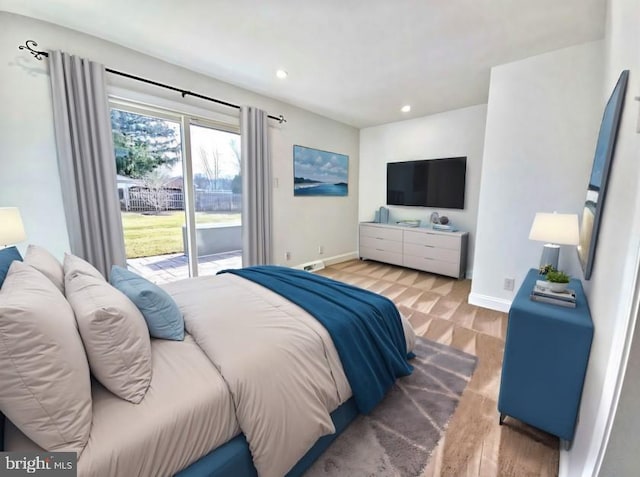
2;0;606;127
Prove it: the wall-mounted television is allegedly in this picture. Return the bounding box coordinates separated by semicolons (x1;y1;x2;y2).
387;157;466;209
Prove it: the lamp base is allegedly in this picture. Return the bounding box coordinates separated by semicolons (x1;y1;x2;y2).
540;244;560;270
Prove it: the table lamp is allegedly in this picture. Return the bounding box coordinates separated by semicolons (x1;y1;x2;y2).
528;212;579;269
0;207;27;247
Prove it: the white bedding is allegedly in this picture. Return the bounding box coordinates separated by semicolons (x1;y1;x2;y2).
5;335;240;477
5;272;416;477
163;273;416;477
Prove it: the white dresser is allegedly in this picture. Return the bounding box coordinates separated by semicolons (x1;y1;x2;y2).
359;222;468;278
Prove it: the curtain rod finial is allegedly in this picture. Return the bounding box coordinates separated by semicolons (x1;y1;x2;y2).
18;40;48;60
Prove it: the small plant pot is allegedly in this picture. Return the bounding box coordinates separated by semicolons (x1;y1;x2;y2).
547;281;569;293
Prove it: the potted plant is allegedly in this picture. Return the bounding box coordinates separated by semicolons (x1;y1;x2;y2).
539;264;555;276
545;269;571;293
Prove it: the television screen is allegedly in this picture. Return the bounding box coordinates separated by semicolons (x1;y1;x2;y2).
386;157;466;209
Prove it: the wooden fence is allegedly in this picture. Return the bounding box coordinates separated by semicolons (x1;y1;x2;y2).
122;189;241;212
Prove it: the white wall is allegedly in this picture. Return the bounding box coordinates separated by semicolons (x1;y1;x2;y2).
470;42;604;312
578;0;640;475
0;12;359;265
359;104;487;277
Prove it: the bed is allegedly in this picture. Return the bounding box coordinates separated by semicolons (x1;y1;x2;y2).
1;252;416;477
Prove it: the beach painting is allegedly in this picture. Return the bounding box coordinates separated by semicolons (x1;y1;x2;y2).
293;145;348;197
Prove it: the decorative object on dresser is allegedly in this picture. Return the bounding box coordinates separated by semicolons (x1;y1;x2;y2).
578;70;629;280
374;206;390;224
359;222;468;278
530;284;577;308
498;269;593;449
528;212;579;269
543;269;571;293
395;219;420;227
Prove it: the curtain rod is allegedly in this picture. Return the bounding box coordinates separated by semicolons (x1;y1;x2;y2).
19;40;287;124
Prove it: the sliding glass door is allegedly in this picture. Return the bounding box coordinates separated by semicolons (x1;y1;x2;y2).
110;103;242;283
189;123;242;276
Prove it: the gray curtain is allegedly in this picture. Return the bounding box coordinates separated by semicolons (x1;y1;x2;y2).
49;51;125;277
240;106;272;265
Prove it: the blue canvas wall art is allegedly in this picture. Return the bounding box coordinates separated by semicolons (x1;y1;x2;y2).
578;70;628;280
293;145;348;197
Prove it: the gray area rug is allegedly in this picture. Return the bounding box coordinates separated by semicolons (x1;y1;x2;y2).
305;337;478;477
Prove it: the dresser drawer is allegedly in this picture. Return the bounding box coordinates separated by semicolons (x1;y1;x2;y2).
403;242;460;264
359;247;403;266
404;230;460;250
402;255;460;278
360;237;402;253
360;235;403;253
359;225;403;242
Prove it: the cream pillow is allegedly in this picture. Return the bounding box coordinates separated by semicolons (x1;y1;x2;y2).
65;257;152;404
0;261;92;454
63;253;104;281
24;245;65;293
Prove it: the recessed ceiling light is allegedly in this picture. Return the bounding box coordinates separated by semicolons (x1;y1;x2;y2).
276;69;288;79
401;105;411;113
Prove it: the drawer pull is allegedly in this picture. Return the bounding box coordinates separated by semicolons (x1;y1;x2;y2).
376;248;384;252
423;245;434;248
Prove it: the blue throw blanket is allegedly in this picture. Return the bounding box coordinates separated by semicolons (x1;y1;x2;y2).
219;266;413;414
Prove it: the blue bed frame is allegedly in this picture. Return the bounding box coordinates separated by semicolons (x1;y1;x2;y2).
175;399;358;477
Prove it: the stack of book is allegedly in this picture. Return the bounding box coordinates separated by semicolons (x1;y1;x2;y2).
530;284;577;308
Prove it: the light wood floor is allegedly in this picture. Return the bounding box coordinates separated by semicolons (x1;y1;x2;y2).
318;260;559;477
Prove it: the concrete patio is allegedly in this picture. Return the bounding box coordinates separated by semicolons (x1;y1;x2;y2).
127;250;242;284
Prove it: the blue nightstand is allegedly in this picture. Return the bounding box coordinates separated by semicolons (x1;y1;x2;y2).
498;269;594;447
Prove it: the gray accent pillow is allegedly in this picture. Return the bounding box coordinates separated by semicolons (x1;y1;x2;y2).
24;245;65;293
64;255;152;404
0;261;92;454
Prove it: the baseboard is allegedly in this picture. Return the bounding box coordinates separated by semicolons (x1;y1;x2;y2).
559;450;569;477
324;252;359;266
288;252;359;270
468;292;511;313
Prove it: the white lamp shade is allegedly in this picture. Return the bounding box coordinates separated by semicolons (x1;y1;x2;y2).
529;212;580;245
0;207;27;245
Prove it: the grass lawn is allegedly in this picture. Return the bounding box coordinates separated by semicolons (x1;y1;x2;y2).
122;211;241;258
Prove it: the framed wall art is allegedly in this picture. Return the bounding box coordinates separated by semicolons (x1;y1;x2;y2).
293;145;348;197
577;70;629;279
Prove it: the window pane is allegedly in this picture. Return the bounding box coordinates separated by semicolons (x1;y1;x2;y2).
190;124;242;275
111;108;188;283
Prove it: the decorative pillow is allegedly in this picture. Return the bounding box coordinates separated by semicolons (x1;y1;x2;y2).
65;269;152;404
0;246;22;288
24;245;65;293
110;265;185;341
63;253;104;281
0;261;92;454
